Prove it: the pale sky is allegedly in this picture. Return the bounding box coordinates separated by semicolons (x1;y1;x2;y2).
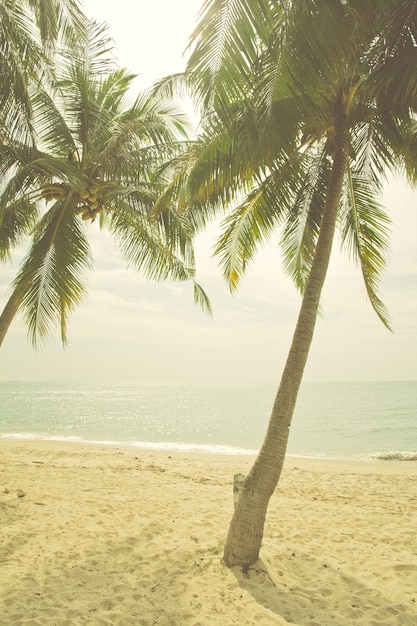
0;0;416;383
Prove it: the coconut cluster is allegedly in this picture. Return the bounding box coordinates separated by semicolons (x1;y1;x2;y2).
76;178;105;220
41;178;107;222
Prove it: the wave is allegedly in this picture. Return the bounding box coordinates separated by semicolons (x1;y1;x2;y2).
370;451;417;462
0;433;257;456
2;433;417;463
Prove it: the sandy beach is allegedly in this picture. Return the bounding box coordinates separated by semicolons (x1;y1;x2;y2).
1;440;416;625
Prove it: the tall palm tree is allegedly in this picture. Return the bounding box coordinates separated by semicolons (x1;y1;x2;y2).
159;0;416;567
0;20;210;347
0;0;86;144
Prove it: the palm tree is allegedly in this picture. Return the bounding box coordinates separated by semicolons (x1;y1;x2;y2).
0;20;210;347
0;0;86;144
0;0;88;344
160;0;416;567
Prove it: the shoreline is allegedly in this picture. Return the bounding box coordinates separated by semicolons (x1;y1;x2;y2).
1;435;417;474
1;439;416;625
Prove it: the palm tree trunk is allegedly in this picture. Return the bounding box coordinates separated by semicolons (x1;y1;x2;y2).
223;103;349;568
0;289;21;347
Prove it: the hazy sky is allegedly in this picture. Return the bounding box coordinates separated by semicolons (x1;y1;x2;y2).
1;0;416;383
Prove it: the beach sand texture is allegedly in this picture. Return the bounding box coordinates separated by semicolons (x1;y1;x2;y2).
1;440;416;626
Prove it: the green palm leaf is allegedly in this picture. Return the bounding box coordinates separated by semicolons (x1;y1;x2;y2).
187;0;271;110
281;146;331;292
13;194;92;345
341;164;392;329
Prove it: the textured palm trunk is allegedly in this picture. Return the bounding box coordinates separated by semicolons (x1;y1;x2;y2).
0;289;21;347
223;104;349;568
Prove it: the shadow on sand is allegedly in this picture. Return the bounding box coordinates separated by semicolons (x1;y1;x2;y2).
230;556;416;625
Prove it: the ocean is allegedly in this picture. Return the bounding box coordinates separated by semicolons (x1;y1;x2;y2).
0;380;416;463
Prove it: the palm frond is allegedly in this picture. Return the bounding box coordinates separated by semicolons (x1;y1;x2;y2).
109;200;191;282
368;0;417;112
0;196;39;259
29;82;78;155
281;146;331;292
193;280;212;316
214;163;297;290
108;198;211;314
186;0;272;110
340;165;392;329
13;193;92;346
27;0;87;49
400;117;417;183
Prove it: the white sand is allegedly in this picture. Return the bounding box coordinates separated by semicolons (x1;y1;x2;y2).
1;440;416;625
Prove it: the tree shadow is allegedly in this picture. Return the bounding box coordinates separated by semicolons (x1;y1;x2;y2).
230;555;417;625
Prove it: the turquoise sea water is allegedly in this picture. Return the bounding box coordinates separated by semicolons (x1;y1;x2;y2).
0;380;416;462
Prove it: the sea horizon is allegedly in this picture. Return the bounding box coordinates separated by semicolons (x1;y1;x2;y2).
1;379;416;463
